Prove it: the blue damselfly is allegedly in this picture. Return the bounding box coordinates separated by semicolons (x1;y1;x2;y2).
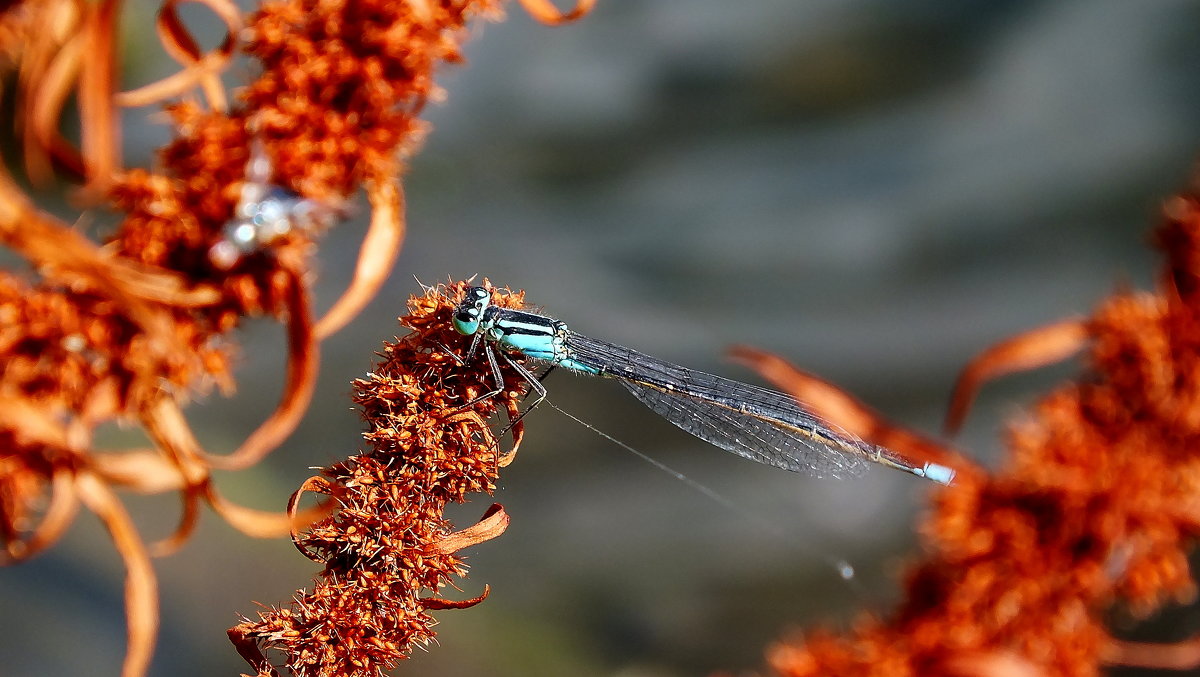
451;285;954;484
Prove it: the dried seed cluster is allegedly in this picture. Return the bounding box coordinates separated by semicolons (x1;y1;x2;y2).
230;282;529;676
765;202;1200;676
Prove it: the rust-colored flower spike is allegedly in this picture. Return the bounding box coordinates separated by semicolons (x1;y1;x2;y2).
229;281;531;677
1;0;592;675
732;188;1200;675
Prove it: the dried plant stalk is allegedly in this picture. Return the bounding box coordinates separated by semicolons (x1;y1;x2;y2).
229;281;531;676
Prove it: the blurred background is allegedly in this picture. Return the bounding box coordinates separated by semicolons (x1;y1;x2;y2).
5;0;1200;675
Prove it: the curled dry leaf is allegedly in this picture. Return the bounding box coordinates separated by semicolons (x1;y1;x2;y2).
426;503;510;555
208;482;332;540
287;475;336;562
729;345;967;477
75;472;158;677
421;583;491;610
940;651;1046;677
517;0;595;24
14;0;88;182
944;318;1090;435
205;269;316;471
77;0;122;194
91;450;190;494
1105;635;1200;671
1;464;78;563
313;177;406;339
113;0;241;110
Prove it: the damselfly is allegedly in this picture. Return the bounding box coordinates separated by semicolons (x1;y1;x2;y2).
451;286;954;484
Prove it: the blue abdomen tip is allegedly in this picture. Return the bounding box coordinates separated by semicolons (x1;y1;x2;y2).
923;463;956;485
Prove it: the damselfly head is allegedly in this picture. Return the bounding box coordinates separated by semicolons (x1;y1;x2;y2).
453;286;492;335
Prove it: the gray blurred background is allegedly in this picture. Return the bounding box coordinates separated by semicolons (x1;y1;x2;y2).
4;1;1200;675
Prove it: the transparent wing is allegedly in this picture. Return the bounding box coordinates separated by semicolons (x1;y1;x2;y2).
620;379;867;479
564;333;870;478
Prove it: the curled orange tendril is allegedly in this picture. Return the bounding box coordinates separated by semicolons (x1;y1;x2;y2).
738;196;1200;675
229;281;529;677
0;1;592;676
